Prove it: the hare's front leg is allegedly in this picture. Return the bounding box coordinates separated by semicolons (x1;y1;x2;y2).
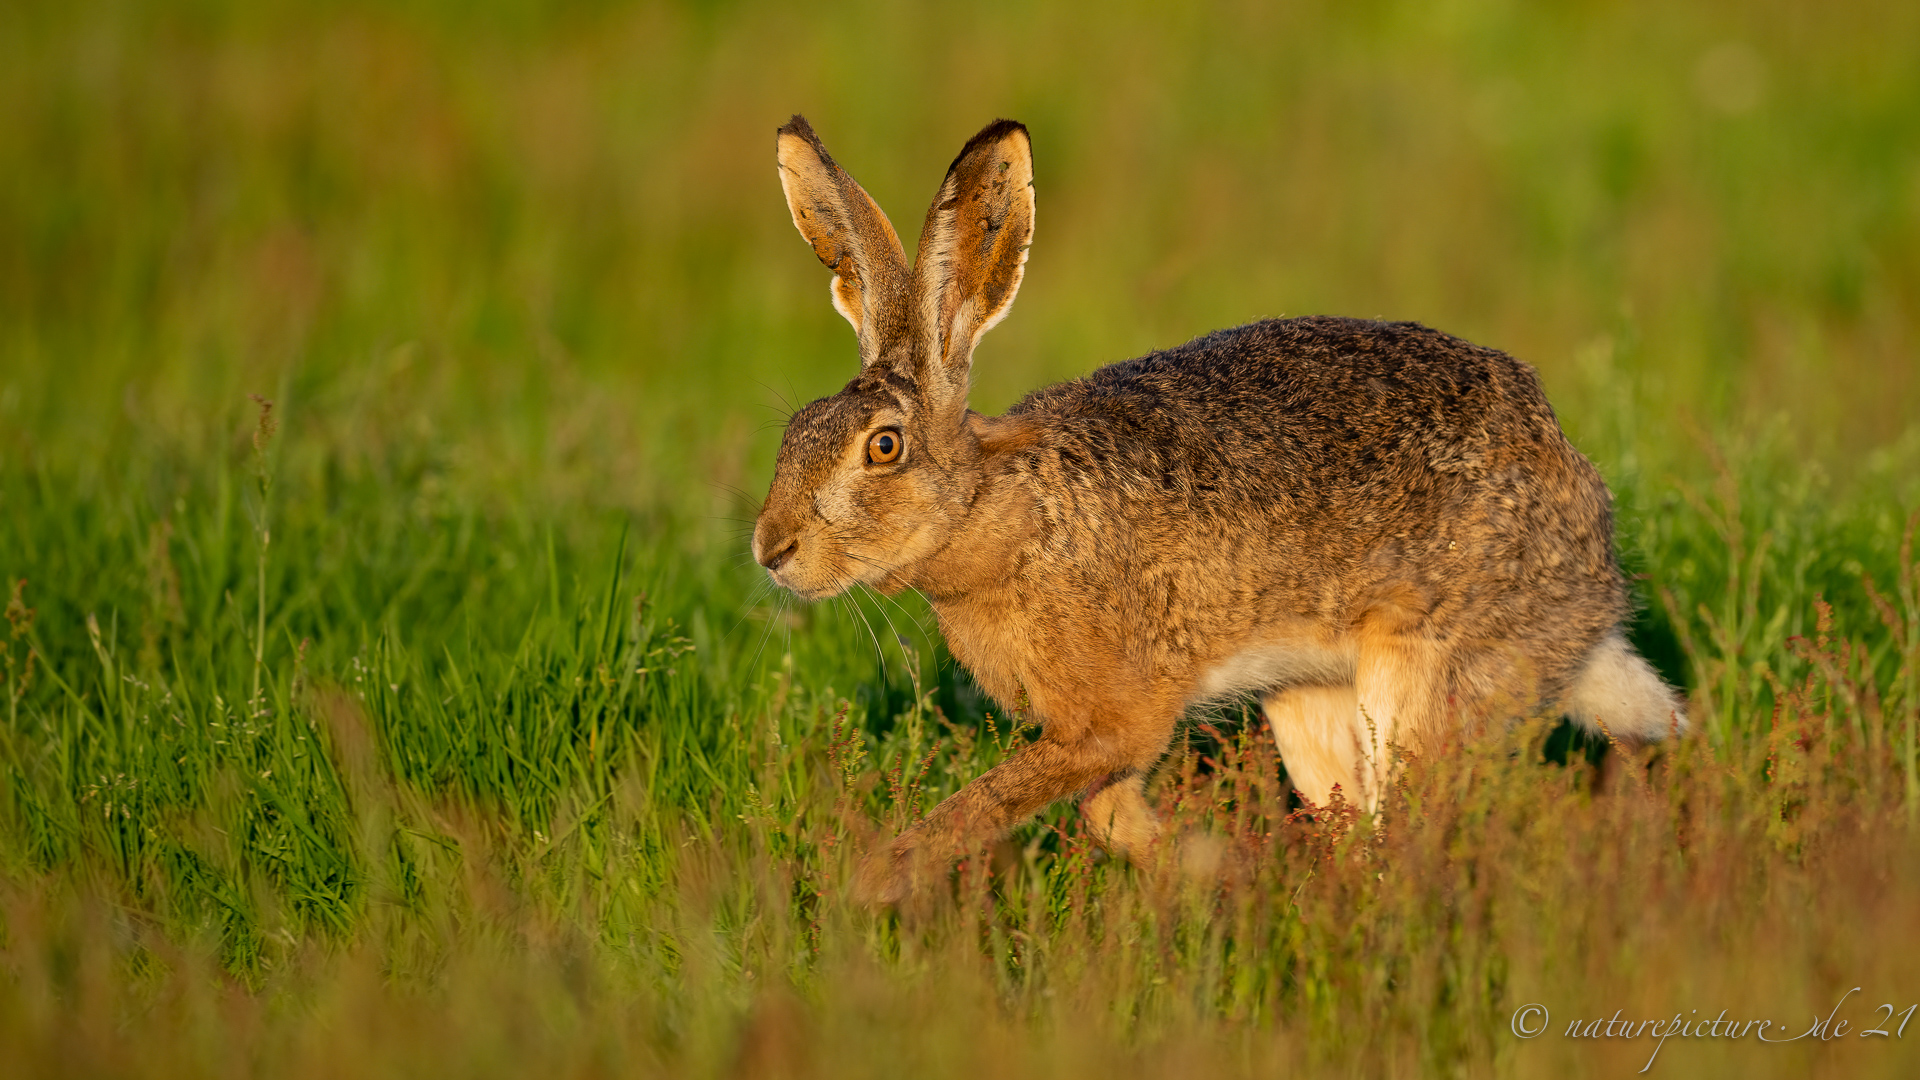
855;712;1173;905
1078;768;1162;861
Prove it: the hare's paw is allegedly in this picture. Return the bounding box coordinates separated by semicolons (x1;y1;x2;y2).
851;835;921;907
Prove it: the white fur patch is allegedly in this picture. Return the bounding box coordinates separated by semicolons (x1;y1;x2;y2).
1192;641;1355;703
1564;632;1686;740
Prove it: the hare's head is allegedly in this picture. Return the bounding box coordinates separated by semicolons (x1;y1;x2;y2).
753;117;1035;599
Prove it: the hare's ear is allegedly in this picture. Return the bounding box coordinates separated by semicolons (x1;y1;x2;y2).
912;120;1034;417
776;116;913;372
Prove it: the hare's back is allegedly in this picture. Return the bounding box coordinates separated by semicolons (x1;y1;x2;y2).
1007;315;1622;632
1014;316;1587;503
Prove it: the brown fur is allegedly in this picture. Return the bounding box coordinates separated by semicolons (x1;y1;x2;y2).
752;116;1686;904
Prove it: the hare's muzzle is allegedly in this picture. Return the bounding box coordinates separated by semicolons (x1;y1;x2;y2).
751;509;803;581
756;535;798;573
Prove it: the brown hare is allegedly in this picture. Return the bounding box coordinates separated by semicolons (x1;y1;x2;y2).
752;115;1685;904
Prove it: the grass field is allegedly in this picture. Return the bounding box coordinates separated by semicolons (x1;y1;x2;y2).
4;1;1919;1076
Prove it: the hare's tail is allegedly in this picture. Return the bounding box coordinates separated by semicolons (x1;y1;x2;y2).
1564;632;1687;743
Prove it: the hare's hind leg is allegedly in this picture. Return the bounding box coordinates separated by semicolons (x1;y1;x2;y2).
1347;633;1465;809
1261;684;1367;809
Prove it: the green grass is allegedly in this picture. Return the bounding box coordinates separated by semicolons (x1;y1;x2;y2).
3;1;1920;1076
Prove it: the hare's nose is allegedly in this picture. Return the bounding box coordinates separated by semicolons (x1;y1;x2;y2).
759;538;799;572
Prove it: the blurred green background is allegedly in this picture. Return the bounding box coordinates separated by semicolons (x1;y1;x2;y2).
6;0;1916;492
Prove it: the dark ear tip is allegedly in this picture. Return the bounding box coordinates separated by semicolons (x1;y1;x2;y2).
776;115;840;169
777;114;818;145
971;119;1029;150
946;119;1031;175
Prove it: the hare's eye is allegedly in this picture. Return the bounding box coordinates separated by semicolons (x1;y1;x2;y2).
866;429;903;464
